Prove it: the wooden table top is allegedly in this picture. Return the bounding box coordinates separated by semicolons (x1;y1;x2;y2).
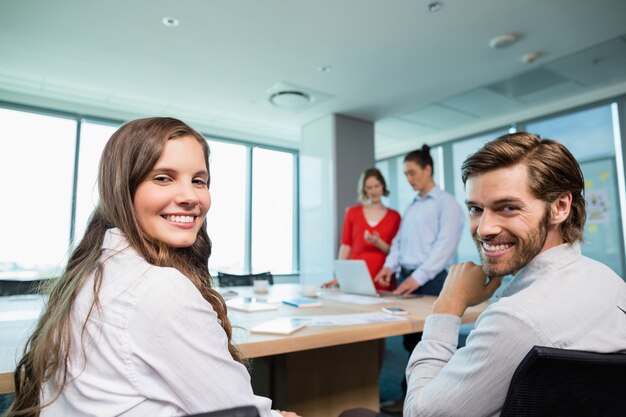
227;284;486;358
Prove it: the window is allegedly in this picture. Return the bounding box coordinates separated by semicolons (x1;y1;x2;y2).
527;106;615;160
73;121;120;243
251;148;295;273
0;104;299;283
205;140;247;273
0;108;77;278
377;145;444;212
528;104;624;276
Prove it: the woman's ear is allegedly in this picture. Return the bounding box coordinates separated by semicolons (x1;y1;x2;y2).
551;192;572;225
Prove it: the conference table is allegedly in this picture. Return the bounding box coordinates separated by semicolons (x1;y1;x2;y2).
0;284;487;417
227;284;486;417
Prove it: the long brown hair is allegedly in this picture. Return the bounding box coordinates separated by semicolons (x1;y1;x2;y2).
7;117;242;417
461;131;586;243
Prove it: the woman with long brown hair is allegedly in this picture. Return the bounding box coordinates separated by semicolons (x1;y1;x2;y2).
6;117;298;417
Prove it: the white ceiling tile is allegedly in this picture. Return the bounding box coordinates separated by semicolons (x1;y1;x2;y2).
402;105;477;128
546;37;626;86
375;117;437;139
439;88;525;118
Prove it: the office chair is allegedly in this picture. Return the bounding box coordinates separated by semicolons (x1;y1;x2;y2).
216;271;273;287
185;405;260;417
500;345;626;417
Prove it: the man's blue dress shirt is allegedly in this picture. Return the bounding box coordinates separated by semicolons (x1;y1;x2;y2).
384;186;465;286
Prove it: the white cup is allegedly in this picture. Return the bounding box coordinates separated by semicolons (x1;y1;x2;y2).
253;279;270;293
301;284;318;297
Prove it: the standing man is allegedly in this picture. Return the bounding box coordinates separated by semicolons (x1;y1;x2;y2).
403;132;626;416
375;144;464;413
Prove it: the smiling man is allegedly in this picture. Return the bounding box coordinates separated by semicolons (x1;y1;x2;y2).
402;132;626;417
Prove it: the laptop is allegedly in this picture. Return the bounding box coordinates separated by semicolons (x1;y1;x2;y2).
333;260;394;297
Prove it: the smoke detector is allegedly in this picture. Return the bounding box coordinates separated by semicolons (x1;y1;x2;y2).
162;17;179;27
428;2;443;12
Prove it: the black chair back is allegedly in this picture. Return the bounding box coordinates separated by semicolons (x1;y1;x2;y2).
185;405;260;417
216;271;273;287
501;345;626;417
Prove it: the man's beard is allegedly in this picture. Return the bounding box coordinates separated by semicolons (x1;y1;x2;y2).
474;209;550;277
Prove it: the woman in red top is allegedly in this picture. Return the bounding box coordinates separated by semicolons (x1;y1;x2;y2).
323;168;401;290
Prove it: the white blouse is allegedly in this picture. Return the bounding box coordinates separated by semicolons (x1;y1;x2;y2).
41;228;278;417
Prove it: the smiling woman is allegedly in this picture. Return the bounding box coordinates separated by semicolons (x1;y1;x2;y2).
5;118;298;417
133;136;211;248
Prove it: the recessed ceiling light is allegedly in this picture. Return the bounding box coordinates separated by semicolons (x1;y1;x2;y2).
318;66;332;73
489;33;520;49
162;17;180;27
269;91;312;108
428;2;443;12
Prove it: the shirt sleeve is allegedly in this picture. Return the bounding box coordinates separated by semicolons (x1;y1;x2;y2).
404;307;549;417
341;206;355;246
410;196;465;286
126;269;276;417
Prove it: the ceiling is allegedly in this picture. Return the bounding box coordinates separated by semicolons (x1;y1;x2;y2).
2;0;626;158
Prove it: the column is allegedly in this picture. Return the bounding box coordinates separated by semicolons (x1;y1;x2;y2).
299;114;375;285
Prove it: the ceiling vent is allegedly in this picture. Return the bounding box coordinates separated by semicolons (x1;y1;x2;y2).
260;81;332;112
269;90;312;108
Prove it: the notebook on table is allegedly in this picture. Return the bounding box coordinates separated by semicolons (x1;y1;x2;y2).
333;260;394;297
282;297;323;308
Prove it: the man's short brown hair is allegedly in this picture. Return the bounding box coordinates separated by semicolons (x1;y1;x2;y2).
461;132;586;243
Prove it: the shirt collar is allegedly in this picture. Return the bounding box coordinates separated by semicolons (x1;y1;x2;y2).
413;185;442;202
102;228;137;256
499;242;581;297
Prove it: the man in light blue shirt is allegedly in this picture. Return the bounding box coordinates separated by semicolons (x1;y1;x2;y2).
375;144;464;296
375;144;464;413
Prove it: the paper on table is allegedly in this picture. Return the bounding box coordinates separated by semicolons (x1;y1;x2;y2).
251;318;307;335
321;293;392;305
292;312;407;326
217;289;239;300
226;297;278;312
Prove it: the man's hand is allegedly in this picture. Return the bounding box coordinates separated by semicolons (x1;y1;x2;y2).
321;278;338;288
393;277;420;295
275;410;301;417
375;267;393;288
433;262;502;317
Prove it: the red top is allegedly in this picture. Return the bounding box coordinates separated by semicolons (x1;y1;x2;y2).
341;205;401;290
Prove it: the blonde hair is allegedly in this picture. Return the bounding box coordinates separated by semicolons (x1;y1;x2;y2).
7;117;242;417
